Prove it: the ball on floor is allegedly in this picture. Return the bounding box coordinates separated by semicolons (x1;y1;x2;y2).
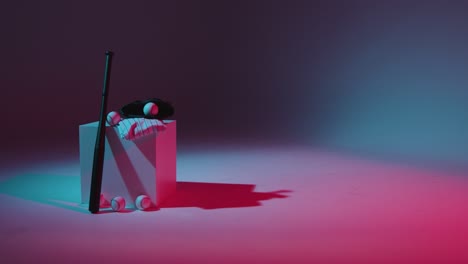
111;196;126;212
135;195;152;211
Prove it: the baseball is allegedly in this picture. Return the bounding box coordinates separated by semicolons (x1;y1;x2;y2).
106;111;121;126
135;195;152;211
111;196;126;212
143;102;159;116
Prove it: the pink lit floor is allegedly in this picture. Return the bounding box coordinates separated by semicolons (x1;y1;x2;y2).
0;144;467;264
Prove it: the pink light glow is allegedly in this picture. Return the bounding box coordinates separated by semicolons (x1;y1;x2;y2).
0;146;467;263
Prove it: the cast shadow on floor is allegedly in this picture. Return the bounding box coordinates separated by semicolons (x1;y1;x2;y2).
0;174;292;214
160;181;291;209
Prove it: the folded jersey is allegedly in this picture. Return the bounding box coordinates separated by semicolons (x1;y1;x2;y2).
116;118;166;140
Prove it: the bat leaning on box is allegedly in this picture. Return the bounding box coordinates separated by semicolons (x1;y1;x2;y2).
89;51;114;214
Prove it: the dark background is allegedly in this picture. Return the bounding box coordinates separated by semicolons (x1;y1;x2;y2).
2;0;468;167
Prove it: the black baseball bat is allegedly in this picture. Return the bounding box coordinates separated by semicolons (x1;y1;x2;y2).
89;51;114;214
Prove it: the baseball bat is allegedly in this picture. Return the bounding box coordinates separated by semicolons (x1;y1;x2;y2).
89;50;114;214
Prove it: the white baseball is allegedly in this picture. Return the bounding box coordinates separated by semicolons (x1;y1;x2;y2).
135;195;152;210
106;111;121;126
143;102;159;116
111;196;126;212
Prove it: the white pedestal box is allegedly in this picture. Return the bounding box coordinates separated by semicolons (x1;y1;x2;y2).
79;120;176;210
